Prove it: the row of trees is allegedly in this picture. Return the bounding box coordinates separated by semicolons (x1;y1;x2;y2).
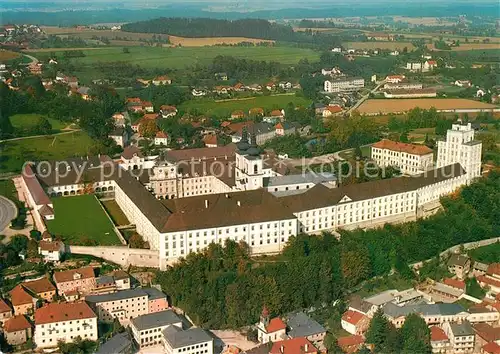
156;172;500;329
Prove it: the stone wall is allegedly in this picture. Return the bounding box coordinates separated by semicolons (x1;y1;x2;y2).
68;245;159;268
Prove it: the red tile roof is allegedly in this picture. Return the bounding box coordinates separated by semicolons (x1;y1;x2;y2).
227;121;254;134
54;266;95;284
249;107;264;115
23;277;56;295
266;317;287;333
430;326;448;342
326;105;343;113
143;113;158;120
478;275;500;288
342;310;365;326
156;131;169;139
473;323;500;342
126;97;141;103
427;60;437;65
488;263;500;276
203;135;218;146
270;109;283;117
154;76;170;81
39;240;63;252
270;337;317;354
160;105;177;112
275;122;284;130
483;342;500;354
22;164;51;206
38;204;54;216
231;110;245;117
0;298;12;313
35;302;96;325
387;75;405;80
443;278;466;290
10;285;34;306
372;139;433;156
338;335;364;353
3;315;31;333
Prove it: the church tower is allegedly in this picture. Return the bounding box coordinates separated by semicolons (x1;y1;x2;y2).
234;128;264;190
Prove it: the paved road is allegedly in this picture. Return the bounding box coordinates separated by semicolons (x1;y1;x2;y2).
0;129;81;143
21;53;38;66
347;80;387;114
0;196;17;231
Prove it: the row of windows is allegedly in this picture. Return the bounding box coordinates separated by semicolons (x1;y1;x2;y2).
41;333;92;343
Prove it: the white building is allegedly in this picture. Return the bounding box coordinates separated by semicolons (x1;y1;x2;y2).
34;302;98;349
255;308;286;343
383;82;423;90
385;75;406;84
443;321;475;353
406;62;422;72
371;140;434;175
154;131;169;146
162;327;213;354
130;310;182;348
38;239;65;262
324;77;365;92
436;123;482;183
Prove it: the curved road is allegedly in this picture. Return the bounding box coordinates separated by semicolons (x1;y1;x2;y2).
0;196;17;231
21;53;39;66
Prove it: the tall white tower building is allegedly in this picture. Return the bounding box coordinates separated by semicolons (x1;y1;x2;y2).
234;128;264;191
437;123;482;183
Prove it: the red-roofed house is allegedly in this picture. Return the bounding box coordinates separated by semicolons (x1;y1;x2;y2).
4;315;32;345
126;97;142;104
478;275;500;295
483;342;500;354
154;131;169;146
231;110;245;120
338;335;365;354
386;75;406;83
269;109;284;119
0;298;13;323
443;278;466;291
22;277;57;302
233;83;245;91
424;60;437;71
203;134;218;148
34;302;97;349
142;101;154;113
473;323;500;346
269;337;317;354
39;239;65;262
341;310;370;335
371;139;434;175
53;266;96;295
322;104;343;117
160;105;177;118
256;307;287;344
430;326;450;353
152;76;172;86
488;264;500;279
9;285;35;316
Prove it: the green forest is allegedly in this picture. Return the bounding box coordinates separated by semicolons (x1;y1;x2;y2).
156;171;500;329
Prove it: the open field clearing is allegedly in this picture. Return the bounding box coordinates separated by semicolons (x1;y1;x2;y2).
180;95;312;117
427;43;500;51
391;16;456;26
10;113;67;132
168;35;274;47
346;41;415;51
0;49;20;61
0;131;95;173
29;46;319;70
101;200;130;226
357;99;498;115
46;195;120;245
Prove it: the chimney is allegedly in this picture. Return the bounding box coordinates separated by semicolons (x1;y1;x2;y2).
280;345;284;354
237;201;241;207
205;200;209;208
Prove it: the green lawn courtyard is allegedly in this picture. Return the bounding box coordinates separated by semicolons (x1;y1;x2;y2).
10;113;67;133
46;195;121;245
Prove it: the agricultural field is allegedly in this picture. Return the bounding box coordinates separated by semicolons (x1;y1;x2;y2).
346;41;415;51
0;49;20;61
357;98;498;115
180;95;312;117
46;195;121;245
10;114;67;132
427;43;500;51
0;131;96;173
29;45;320;70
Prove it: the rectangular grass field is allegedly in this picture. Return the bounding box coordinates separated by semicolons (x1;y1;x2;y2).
0;131;96;173
46;195;121;245
180;95;312;117
10;113;67;132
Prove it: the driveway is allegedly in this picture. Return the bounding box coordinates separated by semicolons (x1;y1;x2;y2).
0;196;17;232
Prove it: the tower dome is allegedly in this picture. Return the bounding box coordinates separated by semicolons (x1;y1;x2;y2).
246;132;260;156
236;126;250;152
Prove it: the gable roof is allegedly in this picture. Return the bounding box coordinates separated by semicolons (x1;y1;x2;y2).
53;266;95;284
22;164;51;206
23;277;56;294
10;285;34;306
130;310;181;331
372;139;433;156
265;317;287;333
443;278;466;290
0;298;12;313
286;312;326;338
483;342;500;354
4;315;31;333
430;326;448;342
121;146;144;159
473;323;500;342
488;263;500;276
35;302;96;325
342;310;365;326
269;337;317;354
447;254;470;267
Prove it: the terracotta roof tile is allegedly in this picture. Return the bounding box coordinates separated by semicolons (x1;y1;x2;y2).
483;342;500;354
39;240;64;252
23;277;56;295
266;318;287;333
270;109;283;116
121;146;144;159
473;323;500;342
478;275;500;288
156;131;169;139
54;266;95;284
338;335;364;351
0;298;12;313
327;105;343;113
203;134;218;146
488;263;500;276
372;139;433;156
342;310;365;325
35;302;96;325
22;164;51;206
430;326;448;342
443;278;466;290
10;285;34;306
4;315;31;333
270;338;317;354
38;204;54;216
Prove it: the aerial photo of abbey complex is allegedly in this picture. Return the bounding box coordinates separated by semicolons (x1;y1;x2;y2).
0;0;499;353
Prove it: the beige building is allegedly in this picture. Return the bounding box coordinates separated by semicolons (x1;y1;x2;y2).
130;310;182;348
34;302;98;349
112;270;131;290
371;139;434;175
0;298;13;323
22;277;57;302
4;315;32;346
430;326;450;353
53;266;96;295
9;285;35;316
85;289;149;323
383;303;469;328
443;321;475;353
447;255;471;280
162;326;214;354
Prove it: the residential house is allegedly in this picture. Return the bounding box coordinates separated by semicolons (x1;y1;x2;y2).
249;107;264;117
162;326;214;354
231;110;245;120
275;122;296;137
233;83;245;92
130;310;182;348
278;81;293;90
248;84;262;92
10;285;35;316
34;302;98;349
321;67;343;76
269;338;317;354
137;78;151;86
265;82;276;91
337;335;365;354
152;76;172;86
331;47;342;53
341;310;370;335
22;277;57;302
367;32;394;41
67;76;78;88
423;60;438;71
406;62;423;72
0;298;13;323
430;326;450;353
38;239;65;262
255;307;286;344
3;315;32;346
85;288;149;323
53;266;96;296
160;105;177;118
455;80;472;87
143;101;154;113
447;255;471;280
477;89;486;97
95;332;133;354
443;321;475;353
154;131;169;146
28;62;43;75
109;127;129;148
322;105;343;117
111;270;131;290
203;134;218;148
77;86;91;100
314;103;326;115
143;287;169;313
215;72;228;81
386;75;406;83
192;89;207;97
112;112;127;127
286;312;326;345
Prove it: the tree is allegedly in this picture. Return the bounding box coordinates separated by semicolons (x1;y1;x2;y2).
122;47;130;54
34;116;53;135
324;332;344;353
9;235;28;253
466;277;486;299
399;131;409;143
27;239;39;258
365;308;401;353
400;313;431;354
139;119;158;139
129;233;146;248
